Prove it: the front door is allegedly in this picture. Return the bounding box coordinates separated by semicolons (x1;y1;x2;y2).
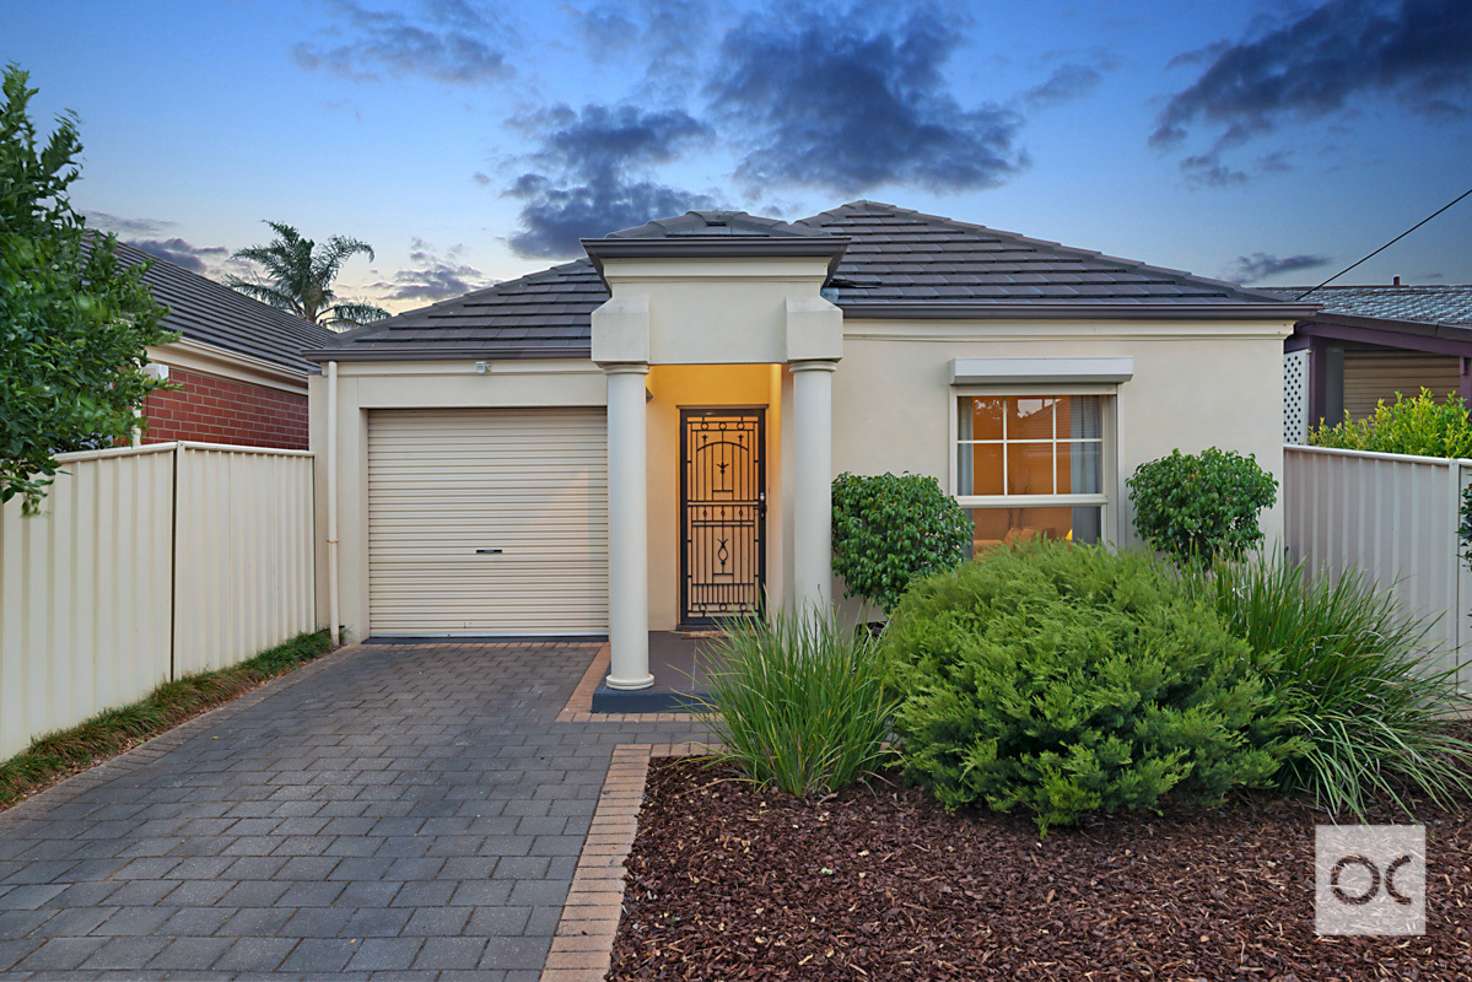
679;408;766;626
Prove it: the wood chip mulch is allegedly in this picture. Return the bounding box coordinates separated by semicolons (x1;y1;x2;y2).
610;757;1472;980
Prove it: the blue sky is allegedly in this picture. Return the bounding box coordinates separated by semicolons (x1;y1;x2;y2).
6;0;1471;313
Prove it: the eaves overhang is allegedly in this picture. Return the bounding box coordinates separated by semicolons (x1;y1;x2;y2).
837;301;1321;321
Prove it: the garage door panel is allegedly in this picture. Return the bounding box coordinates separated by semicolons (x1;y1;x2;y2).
367;408;608;636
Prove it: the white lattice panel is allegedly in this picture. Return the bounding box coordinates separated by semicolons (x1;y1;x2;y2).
1284;348;1309;444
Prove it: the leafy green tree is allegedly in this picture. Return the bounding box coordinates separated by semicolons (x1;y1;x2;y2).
831;472;972;613
228;221;388;329
0;64;173;514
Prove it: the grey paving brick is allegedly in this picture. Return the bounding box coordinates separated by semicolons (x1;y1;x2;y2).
413;936;486;970
0;908;53;939
280;936;357;972
79;935;171;969
218;880;290;907
479;935;551;970
94;905;175;936
217;905;295;936
335;880;403;908
29;905;113;937
466;906;531;937
15;937;108;970
282;906;354;938
389;881;456;908
402;906;472;936
506;880;568;907
0;938;43;971
147;935;234;971
343;906;413;938
450;881;514;907
213;936;296;972
345;936;423;971
278;880;346;907
0;884;67;909
103;879;177;906
161;905;237;935
166;879;236;906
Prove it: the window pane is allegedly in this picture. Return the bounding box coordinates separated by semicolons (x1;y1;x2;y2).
967;506;1103;555
958;442;1003;495
1057;441;1102;494
1006;443;1053;495
961;396;1005;441
1007;396;1054;440
1058;395;1102;439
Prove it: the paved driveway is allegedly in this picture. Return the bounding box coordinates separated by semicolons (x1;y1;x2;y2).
0;642;704;979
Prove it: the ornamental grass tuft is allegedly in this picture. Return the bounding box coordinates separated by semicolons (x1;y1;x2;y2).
1189;557;1472;819
693;609;898;797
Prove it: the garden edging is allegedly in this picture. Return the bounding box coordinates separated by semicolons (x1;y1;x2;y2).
541;742;714;982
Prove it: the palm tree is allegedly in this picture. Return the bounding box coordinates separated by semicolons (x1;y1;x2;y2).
228;221;389;330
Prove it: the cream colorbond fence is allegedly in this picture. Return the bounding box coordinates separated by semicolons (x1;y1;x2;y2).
0;442;316;759
1283;445;1471;689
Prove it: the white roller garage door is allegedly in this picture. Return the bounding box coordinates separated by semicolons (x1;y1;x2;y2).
367;408;608;636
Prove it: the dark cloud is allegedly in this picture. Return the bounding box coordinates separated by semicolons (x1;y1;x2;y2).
367;239;490;302
471;171;491;185
1023;63;1104;108
1165;40;1230;70
1226;252;1333;283
293;0;513;85
85;211;173;236
1154;0;1472;182
126;237;230;274
707;5;1026;195
502;103;716;257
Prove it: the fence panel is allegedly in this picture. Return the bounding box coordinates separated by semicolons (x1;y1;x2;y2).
0;445;176;760
0;442;317;761
1283;446;1468;684
173;443;316;675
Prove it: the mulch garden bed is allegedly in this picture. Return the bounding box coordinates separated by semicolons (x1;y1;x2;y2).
610;757;1472;979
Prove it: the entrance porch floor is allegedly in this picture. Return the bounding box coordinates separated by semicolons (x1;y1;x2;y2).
590;632;723;713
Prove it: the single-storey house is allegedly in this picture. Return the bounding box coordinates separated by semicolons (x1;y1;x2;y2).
110;238;336;450
304;201;1311;691
1258;281;1472;441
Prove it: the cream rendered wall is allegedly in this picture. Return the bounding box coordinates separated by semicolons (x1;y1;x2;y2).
310;359;607;642
643;364;781;630
830;319;1292;620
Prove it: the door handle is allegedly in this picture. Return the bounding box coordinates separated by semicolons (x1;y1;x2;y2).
475;548;504;555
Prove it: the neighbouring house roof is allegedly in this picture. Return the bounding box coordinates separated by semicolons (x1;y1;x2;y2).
1255;284;1472;328
102;238;336;375
306;200;1312;363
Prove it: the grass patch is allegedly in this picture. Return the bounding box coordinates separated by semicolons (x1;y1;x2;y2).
0;629;333;811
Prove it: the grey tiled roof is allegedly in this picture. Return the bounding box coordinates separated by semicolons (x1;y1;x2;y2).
1255;284;1472;327
312;260;607;360
802;201;1280;306
107;238;335;375
310;200;1298;362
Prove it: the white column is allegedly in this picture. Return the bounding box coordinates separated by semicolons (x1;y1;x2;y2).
604;364;652;690
790;360;836;614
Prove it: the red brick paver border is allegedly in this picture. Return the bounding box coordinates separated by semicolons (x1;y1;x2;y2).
541;742;715;981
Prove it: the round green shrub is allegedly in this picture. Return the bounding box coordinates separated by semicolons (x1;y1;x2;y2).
831;472;972;614
883;539;1294;834
1127;448;1277;566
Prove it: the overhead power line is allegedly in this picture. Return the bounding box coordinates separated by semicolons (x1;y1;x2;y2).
1295;183;1472;300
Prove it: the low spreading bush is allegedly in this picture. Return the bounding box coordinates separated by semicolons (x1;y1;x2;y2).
1190;558;1472;818
884;540;1294;833
694;609;897;796
1127;448;1277;566
1310;388;1472;458
831;472;972;613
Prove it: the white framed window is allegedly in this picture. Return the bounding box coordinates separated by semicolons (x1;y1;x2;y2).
950;387;1118;555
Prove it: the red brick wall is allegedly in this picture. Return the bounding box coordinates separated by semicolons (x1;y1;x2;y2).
141;366;309;450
